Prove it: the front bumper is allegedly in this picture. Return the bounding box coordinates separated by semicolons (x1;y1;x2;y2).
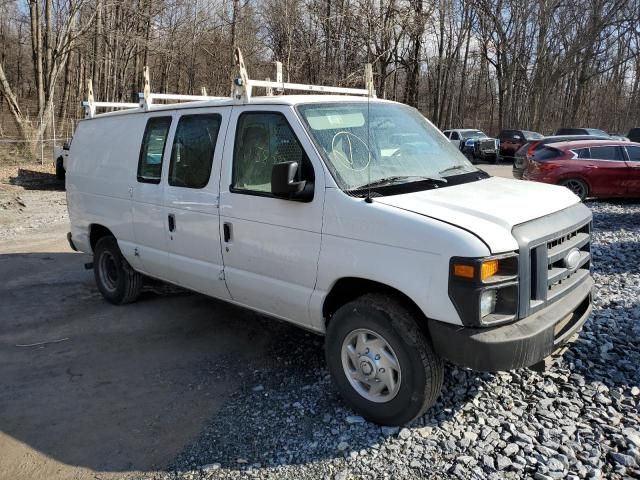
428;276;593;371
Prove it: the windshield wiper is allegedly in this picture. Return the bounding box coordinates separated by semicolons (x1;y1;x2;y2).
438;165;473;175
353;175;448;190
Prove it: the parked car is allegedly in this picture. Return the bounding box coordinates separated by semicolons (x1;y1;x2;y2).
53;141;71;180
497;129;543;159
555;128;610;137
522;139;640;200
512;135;610;179
442;129;499;163
67;86;593;426
627;128;640;142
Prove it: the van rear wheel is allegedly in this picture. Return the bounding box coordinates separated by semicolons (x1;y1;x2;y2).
94;236;142;305
325;294;443;426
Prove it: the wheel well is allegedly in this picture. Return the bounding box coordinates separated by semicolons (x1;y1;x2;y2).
323;277;427;327
89;224;114;252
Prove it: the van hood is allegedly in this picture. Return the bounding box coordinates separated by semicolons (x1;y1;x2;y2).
375;176;580;253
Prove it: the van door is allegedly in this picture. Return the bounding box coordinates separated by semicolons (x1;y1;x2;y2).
132;115;174;280
218;106;324;327
163;108;231;299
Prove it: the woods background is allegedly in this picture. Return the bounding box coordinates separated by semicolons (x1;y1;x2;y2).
1;0;639;157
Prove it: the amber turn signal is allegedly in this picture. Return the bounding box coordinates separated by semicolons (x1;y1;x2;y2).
480;259;499;280
453;264;475;279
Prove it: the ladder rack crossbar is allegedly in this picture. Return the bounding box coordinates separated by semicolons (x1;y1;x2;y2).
144;93;227;102
249;79;369;96
82;101;140;109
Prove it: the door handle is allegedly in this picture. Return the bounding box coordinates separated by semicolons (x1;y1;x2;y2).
168;214;176;232
223;222;232;242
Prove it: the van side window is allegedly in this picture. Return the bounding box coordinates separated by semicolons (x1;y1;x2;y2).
450;131;459;140
232;112;313;194
168;114;221;188
138;117;172;184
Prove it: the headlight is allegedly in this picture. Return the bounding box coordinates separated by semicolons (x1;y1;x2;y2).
465;139;475;146
480;290;497;317
449;254;519;327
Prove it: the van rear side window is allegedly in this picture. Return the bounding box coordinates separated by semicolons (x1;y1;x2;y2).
169;114;221;189
138;116;172;183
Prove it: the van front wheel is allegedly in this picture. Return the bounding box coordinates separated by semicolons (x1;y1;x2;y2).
94;236;142;305
325;294;443;426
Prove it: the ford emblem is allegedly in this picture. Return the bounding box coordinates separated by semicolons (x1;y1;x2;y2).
564;248;581;271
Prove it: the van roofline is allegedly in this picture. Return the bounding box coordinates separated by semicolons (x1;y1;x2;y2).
79;95;402;120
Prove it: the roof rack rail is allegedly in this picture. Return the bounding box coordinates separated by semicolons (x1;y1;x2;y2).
232;48;375;102
82;49;376;118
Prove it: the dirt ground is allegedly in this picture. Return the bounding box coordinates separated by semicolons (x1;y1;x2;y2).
0;166;277;480
0;162;515;480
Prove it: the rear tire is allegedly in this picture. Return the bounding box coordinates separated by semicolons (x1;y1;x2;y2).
559;178;588;201
325;294;444;426
94;236;143;305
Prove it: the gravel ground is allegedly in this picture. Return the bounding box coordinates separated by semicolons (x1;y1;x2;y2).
0;165;67;241
138;200;640;480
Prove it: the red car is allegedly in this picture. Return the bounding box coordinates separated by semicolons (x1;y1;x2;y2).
522;140;640;200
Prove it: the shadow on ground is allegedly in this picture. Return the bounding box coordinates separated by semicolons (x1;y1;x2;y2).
8;168;64;191
0;250;477;477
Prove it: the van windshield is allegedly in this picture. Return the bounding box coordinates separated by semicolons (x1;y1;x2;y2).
297;102;478;191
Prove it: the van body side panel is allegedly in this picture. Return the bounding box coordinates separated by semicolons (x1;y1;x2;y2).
163;107;232;299
67;116;143;262
130;113;178;279
308;188;491;330
218;105;326;327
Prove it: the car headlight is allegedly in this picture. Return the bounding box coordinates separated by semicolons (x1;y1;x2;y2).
480;290;497;317
449;254;519;327
465;139;475;146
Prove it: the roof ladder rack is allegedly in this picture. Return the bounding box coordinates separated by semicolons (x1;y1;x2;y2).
232;48;376;102
82;80;139;119
139;67;227;110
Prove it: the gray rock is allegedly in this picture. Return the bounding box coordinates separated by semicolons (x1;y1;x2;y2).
345;415;365;425
503;443;519;457
610;452;637;467
334;470;348;480
483;455;495;470
381;426;399;436
547;458;564;472
337;441;349;451
496;455;512;470
398;428;411;440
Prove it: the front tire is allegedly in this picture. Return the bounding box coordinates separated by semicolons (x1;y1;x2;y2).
559;178;588;201
94;236;143;305
325;294;444;426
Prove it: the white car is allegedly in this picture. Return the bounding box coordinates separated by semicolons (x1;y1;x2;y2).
443;129;499;163
66;90;593;426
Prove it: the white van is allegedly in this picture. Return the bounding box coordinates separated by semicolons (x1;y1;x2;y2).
66;75;593;426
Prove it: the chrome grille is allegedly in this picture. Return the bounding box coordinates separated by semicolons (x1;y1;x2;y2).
531;223;591;308
479;139;497;152
512;203;592;318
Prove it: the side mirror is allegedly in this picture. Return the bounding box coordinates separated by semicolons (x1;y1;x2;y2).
62;142;71;151
271;161;311;200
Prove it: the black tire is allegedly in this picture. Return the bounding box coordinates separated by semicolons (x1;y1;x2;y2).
559;178;588;201
94;236;143;305
325;293;444;426
55;157;65;181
